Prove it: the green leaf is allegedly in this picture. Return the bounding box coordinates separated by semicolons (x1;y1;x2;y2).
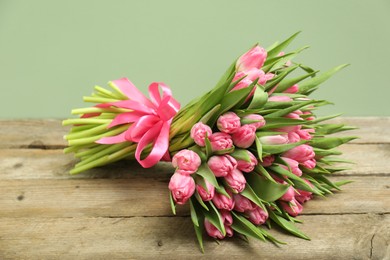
268;210;310;240
190;198;205;253
266;31;302;59
247;85;268;109
298;64;350;95
264;100;316;118
193;220;204;253
169;192;176;215
231;212;266;241
308;113;342;124
189;199;199;227
231;149;251;162
273;70;318;93
313;147;342;157
312;174;341;191
204;136;213;159
195;191;209;211
246;172;289;202
241;184;266;210
334;180;353;187
256;131;287;138
200;104;221;125
255;137;263;162
254;164;277;183
196;163;220;189
310;136;357;149
264;64;300;91
262;140;306;155
215;60;237;92
203;201;226;236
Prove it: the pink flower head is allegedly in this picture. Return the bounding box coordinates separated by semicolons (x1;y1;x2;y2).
168;172;195;205
261;155;275;167
279;186;295;202
242;114;266;129
190;122;212;147
295;179;313;204
196;179;215;201
172;149;201;175
225;168;246;193
246;206;269;225
282;144;315;163
283;84;299;94
287;131;301;143
212;190;235;211
231;124;257;148
280;157;302;177
217;112;241;134
220;209;233;226
258;72;274;85
297;129;313;140
268;95;293;102
236;45;267;71
259;134;289;145
280;198;303;217
301;158;316;169
233;194;254;212
209;132;233;152
204;219;224;239
207;155;237;177
236;150;258;173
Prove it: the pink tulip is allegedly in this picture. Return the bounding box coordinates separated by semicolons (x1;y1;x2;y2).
209;132;234;151
220;210;233;226
196;179;215;201
301;158;316;169
280;198;303;217
279;186;295;202
168;172;195;205
204;219;224;239
172;149;201;175
246;206;268;225
258;72;274;85
283;84;299;94
259;134;289;145
261;155;275;167
212;190;235;211
236;150;258;173
303;111;315;121
233;194;254;212
280;157;302;177
297;129;313;140
295;180;313;204
236;45;267;71
207;155;237;177
190;122;212;147
225;225;234;237
287;131;301;143
268;95;293;102
242;114;266;129
217;112;241;134
282;144;315;163
225;168;246;193
231;124;256;148
277;51;292;66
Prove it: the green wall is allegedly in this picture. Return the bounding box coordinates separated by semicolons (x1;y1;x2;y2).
0;0;389;118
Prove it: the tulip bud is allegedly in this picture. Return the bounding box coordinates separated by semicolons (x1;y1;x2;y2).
168;173;195;205
190;122;212;147
209;132;234;151
233;194;254;212
268;95;293;102
220;209;233;226
212;190;235;211
301;158;316;169
236;150;258;173
207;155;237;177
231;124;256;148
282;144;315;163
236;45;267;72
217;112;241;134
225;168;246;193
204;219;224;239
172;149;201;175
261;155;275;167
280;198;303;217
196;179;215;201
295;179;313;204
246;206;268;225
283;84;299;94
280;156;302;177
259;134;289;145
241;114;266;129
279;186;295;202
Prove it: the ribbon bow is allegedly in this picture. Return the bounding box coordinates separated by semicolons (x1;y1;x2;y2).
96;78;180;168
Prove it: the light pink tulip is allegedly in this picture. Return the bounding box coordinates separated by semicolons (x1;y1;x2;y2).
242;114;266;129
280;198;303;217
279;186;295;202
207;155;237;177
280;157;302;177
283;84;299;94
168;173;195;205
209;132;234;151
287;131;301;143
261;155;275;167
301;158;316;169
190;122;212;147
225;168;246;193
236;45;267;71
231;124;256;148
246;206;268;225
259;134;289;145
233;194;254;212
204;219;224;239
212;190;235;211
196;179;215;201
258;72;274;85
282;144;315;163
236;150;258;173
172;149;201;175
217;112;241;134
268;95;293;102
297;129;313;140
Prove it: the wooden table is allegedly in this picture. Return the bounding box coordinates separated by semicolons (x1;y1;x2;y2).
0;117;389;259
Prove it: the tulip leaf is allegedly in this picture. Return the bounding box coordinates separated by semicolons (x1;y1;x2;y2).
254;164;277;183
214;60;236;92
193;220;204;253
312;174;342;191
310;136;357;149
169;191;176;215
307;113;342;124
298;64;349;95
194;191;209;211
190;198;205;253
268;210;310;240
200;104;221;125
313;147;342;157
255;137;263;162
264;100;316;118
241;184;266;211
203;201;226;236
262;140;306;155
247;85;268;109
266;31;302;59
256;131;287;137
264;64;299;91
231;212;266;241
196;163;220;190
189;199;199;227
273;70;318;93
231;149;251;162
204;136;213;158
246;172;289;202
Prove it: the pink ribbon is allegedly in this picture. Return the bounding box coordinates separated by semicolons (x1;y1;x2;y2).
95;78;180;168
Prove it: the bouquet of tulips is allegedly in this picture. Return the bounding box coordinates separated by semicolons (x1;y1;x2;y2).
63;32;356;251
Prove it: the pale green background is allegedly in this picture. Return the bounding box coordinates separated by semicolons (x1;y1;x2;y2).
0;0;389;118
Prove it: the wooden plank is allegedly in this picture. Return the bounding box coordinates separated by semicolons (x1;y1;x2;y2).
0;214;388;259
0;176;388;218
0;118;389;149
0;143;388;181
